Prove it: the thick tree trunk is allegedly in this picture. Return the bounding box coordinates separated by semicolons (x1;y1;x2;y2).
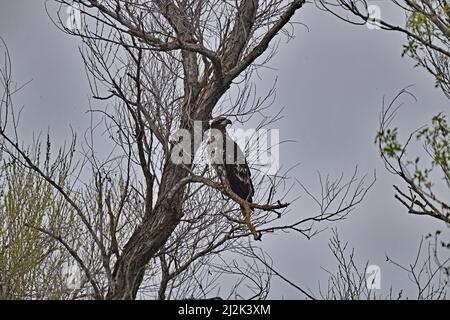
108;79;232;299
107;91;223;299
107;162;186;299
103;0;273;300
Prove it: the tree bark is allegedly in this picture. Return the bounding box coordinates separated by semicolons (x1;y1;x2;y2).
108;162;185;299
101;0;308;299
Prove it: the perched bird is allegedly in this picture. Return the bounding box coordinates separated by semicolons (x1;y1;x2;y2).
206;116;259;239
207;117;254;204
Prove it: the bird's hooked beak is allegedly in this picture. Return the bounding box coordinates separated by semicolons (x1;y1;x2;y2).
225;119;232;126
208;117;232;129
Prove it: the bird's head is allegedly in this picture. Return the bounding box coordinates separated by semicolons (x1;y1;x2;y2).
209;116;232;130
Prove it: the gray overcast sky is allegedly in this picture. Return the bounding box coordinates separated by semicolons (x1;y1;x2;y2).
1;0;449;299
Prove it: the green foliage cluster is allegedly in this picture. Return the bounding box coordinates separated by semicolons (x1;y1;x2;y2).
0;138;76;299
402;0;450;95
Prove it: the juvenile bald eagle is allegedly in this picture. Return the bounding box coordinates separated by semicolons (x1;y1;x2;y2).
206;116;255;216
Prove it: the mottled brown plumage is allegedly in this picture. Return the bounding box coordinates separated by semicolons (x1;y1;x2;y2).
207;117;255;215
